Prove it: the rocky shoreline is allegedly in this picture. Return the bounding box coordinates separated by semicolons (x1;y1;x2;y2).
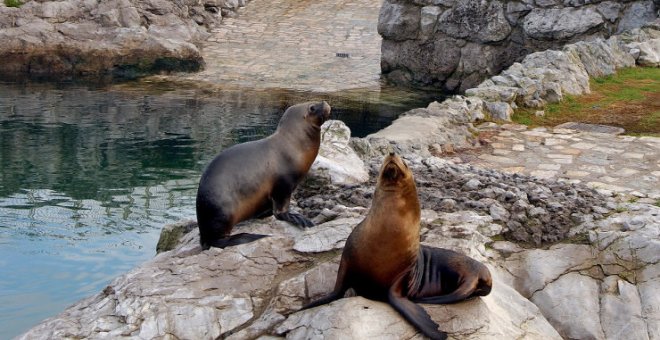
13;4;660;340
18;121;660;338
0;0;250;80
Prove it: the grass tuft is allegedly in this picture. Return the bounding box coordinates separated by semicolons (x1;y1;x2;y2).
4;0;22;7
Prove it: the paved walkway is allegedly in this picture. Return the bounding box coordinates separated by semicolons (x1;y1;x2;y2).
468;124;660;200
155;0;384;92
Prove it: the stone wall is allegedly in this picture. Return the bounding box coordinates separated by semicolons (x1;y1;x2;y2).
379;0;659;92
363;20;659;161
0;0;250;80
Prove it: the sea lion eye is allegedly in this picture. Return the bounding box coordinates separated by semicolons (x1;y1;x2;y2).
309;105;316;113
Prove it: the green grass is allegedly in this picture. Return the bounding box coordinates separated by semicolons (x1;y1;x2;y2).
512;67;660;135
4;0;22;7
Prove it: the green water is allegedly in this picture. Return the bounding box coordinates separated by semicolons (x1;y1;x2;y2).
0;81;443;338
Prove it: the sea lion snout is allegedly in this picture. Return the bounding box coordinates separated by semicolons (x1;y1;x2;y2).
380;153;412;184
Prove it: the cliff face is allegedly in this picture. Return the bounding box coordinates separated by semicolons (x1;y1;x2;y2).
379;0;659;92
0;0;250;80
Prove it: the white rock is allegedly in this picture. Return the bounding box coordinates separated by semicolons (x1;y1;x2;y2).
293;218;361;253
311;120;369;185
531;272;605;339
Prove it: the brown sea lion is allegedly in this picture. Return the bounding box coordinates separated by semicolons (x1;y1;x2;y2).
196;101;331;249
302;153;492;340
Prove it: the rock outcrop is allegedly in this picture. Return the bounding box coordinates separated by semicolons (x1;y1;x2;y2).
363;22;660;159
18;148;659;339
466;21;659;112
379;0;659;91
0;0;250;80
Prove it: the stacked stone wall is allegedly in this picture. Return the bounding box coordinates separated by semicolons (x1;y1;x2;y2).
379;0;659;92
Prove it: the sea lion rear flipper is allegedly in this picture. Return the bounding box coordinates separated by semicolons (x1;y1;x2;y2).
413;277;479;305
275;211;314;228
388;275;447;340
207;233;269;248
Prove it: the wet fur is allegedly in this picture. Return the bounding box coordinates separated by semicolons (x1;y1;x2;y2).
301;154;492;340
196;101;331;249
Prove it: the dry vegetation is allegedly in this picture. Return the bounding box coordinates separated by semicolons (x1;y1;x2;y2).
513;67;660;136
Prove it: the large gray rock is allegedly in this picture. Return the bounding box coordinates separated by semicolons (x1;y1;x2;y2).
563;37;636;78
310;120;369;185
600;276;649;340
363;98;483;157
523;7;605;41
0;0;250;80
377;1;420;41
498;203;660;340
436;0;511;43
618;1;657;34
628;38;660;66
531;272;606;339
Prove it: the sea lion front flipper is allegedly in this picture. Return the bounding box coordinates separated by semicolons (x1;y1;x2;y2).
206;233;269;248
271;184;315;229
413;277;480;305
388;274;447;340
300;257;350;311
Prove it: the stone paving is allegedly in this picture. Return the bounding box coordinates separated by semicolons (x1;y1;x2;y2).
467;123;660;200
154;0;384;92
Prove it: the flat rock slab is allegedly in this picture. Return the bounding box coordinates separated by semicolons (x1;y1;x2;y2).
555;122;625;135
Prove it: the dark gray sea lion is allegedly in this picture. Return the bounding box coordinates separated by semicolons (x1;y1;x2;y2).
302;153;492;340
196;101;331;249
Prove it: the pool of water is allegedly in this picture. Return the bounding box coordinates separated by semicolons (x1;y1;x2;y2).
0;81;443;338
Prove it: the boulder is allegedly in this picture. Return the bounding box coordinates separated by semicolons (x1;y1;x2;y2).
523;7;605;41
310;120;369;185
0;0;248;80
617;1;657;34
363;98;483;157
629;38;660;66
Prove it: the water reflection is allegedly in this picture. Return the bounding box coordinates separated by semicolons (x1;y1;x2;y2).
0;81;442;338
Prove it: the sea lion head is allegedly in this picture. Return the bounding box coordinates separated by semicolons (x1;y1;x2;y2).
378;152;415;190
278;101;331;131
303;101;332;128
